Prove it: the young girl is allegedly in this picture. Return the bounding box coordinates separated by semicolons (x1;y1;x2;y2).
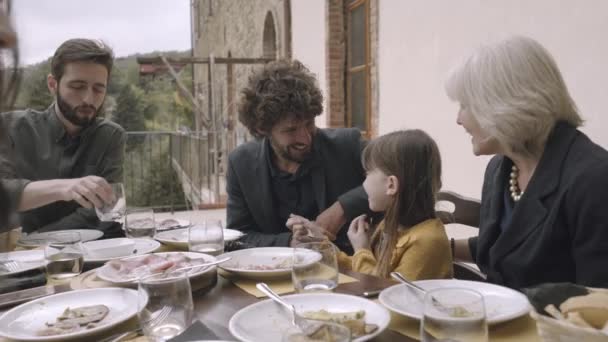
340;129;452;279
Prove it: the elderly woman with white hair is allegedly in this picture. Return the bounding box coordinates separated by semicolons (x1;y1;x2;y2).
446;35;608;289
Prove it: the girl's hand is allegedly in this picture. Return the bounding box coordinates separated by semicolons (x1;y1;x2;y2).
347;214;371;251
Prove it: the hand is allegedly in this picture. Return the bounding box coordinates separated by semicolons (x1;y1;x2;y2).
287;214;332;240
315;201;347;239
347;214;371;251
59;176;113;209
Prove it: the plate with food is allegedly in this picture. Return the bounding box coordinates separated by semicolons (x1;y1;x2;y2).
17;230;104;248
378;279;529;324
218;247;321;280
0;250;45;277
229;292;390;342
0;287;139;341
96;251;217;284
81;238;161;263
156;218;191;231
154;227;244;248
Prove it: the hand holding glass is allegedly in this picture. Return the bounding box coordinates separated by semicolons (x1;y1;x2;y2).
420;288;488;342
292;241;339;293
95;183;126;222
188;219;224;256
138;269;194;341
44;232;84;280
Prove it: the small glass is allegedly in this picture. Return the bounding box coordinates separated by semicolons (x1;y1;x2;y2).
44;232;84;280
282;322;351;342
138;269;194;342
125;208;157;239
420;287;488;342
188;219;224;256
292;241;339;293
95;182;126;222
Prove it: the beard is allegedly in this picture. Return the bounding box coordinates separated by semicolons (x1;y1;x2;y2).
56;90;103;129
269;137;313;164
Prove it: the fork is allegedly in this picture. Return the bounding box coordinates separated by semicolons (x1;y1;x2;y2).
0;260;19;272
390;272;445;308
99;305;172;342
256;282;326;336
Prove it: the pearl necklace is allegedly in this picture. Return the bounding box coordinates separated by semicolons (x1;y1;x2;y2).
509;165;524;201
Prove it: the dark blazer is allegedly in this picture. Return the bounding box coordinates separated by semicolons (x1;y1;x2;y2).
470;122;608;289
226;128;369;251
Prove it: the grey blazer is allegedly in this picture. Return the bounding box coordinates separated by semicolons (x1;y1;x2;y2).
470;122;608;289
226;128;369;251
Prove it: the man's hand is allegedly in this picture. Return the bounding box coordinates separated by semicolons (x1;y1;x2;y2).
287;215;329;246
315;201;347;239
347;214;371;251
59;176;113;209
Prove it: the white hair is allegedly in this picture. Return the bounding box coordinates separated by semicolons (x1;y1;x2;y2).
445;35;582;158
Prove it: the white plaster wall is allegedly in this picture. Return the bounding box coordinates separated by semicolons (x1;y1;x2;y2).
379;0;608;198
291;0;328;128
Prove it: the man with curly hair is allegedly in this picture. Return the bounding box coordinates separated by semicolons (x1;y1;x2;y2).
227;59;370;252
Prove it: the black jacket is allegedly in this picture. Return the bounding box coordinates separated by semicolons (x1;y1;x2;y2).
470;122;608;289
226;128;369;251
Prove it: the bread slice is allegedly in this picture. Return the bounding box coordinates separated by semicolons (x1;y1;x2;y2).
560;293;608;329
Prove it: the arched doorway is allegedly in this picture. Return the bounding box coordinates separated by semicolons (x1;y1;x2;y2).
262;11;277;59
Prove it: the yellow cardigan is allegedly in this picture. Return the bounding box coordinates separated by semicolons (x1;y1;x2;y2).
338;218;453;280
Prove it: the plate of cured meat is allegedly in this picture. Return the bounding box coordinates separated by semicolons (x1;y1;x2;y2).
96;252;217;285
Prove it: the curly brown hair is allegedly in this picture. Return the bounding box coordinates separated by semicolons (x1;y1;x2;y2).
238;59;323;138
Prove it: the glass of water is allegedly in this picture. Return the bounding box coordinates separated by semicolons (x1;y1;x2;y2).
96;182;126;222
44;232;84;280
420;287;488;342
188;219;224;256
292;241;338;293
125;208;157;238
138;269;194;342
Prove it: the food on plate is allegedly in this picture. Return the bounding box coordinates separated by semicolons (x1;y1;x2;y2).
126;218;156;229
225;257;292;270
159;218;181;230
37;305;109;336
558;291;608;329
287;324;349;342
301;309;378;338
104;253;209;280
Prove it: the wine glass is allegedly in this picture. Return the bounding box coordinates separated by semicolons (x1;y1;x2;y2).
95;183;126;222
420;287;488;342
138;269;194;341
44;232;84;280
188;219;224;256
124;208;157;238
292;241;339;293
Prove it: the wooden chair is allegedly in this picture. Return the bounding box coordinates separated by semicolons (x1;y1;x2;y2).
436;190;487;281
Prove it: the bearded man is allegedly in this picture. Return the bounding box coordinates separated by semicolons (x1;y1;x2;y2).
227;59;371;253
0;38;125;235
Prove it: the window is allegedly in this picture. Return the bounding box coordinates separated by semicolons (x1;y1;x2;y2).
347;0;370;135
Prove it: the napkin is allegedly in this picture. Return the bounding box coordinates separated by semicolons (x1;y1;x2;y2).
167;320;219;341
222;271;358;298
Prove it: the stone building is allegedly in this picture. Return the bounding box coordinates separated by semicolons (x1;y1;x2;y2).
192;0;608;199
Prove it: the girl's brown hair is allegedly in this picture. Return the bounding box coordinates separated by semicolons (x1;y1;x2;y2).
361;129;442;277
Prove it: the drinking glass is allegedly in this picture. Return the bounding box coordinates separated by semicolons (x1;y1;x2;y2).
44;232;84;280
95;182;126;222
124;208;157;238
138;269;194;342
420;287;488;342
292;241;339;293
188;219;224;256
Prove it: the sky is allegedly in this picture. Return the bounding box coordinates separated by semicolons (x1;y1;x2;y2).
13;0;192;66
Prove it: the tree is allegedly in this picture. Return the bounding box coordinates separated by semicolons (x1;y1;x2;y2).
112;85;146;151
17;60;53;111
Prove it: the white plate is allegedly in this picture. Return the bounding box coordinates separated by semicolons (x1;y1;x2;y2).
82;238;161;263
0;250;45;276
218;247;322;280
229;293;390;342
17;229;104;248
96;251;217;284
155;228;244;248
156;218;191;231
0;288;139;341
378;279;530;324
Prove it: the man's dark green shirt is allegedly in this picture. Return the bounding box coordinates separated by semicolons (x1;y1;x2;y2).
0;105;125;233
